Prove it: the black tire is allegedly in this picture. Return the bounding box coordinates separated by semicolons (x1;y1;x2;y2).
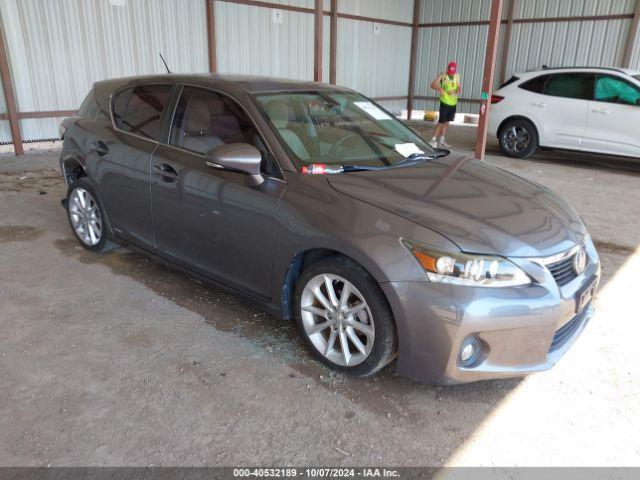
66;178;117;252
294;256;396;377
498;118;539;159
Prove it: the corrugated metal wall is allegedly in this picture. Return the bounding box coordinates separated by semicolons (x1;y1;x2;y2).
415;0;639;115
504;0;636;80
0;0;638;144
0;0;208;142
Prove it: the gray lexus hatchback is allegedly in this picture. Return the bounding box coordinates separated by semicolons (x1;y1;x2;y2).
59;74;600;384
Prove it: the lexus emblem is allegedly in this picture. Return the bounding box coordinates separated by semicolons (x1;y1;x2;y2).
573;248;587;275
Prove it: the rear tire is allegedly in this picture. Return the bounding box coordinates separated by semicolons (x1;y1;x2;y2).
66;178;117;252
499;118;538;159
294;256;396;377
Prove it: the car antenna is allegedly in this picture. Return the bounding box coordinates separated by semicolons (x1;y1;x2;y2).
159;53;172;74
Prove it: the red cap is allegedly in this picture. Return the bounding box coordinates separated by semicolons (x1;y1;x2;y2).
447;62;457;75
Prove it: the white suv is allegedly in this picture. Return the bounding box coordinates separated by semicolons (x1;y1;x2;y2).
489;67;640;159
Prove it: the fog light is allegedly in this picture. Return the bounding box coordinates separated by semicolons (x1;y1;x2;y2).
459;335;481;367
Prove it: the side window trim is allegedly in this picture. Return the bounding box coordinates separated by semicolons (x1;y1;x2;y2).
109;83;174;142
164;84;285;180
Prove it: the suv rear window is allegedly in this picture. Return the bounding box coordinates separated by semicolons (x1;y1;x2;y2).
112;85;172;140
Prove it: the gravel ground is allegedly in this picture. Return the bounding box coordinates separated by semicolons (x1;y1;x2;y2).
0;127;639;467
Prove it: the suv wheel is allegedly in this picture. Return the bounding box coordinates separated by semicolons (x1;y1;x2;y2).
294;257;396;376
66;179;116;252
499;118;538;159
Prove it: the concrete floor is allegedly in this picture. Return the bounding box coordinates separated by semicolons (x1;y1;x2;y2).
1;128;639;467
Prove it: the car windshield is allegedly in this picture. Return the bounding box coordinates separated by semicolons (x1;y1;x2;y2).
254;91;439;172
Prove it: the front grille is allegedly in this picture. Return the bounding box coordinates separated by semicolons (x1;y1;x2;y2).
549;306;589;352
547;255;577;286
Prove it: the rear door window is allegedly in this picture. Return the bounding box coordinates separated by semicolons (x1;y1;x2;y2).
543;73;594;100
113;85;172;140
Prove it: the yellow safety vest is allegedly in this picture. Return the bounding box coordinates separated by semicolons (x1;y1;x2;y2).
440;73;460;106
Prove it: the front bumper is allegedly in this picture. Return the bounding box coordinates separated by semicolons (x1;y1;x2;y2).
382;244;600;385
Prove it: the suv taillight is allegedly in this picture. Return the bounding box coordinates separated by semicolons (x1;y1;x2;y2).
491;95;505;104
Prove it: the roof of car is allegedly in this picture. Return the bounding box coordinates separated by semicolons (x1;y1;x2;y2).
94;73;350;95
518;66;640;77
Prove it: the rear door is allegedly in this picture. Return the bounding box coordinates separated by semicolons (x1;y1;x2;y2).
150;86;285;299
583;74;640;157
95;84;173;251
527;73;593;150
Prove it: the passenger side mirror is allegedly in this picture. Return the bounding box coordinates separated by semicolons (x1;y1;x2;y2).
206;143;264;185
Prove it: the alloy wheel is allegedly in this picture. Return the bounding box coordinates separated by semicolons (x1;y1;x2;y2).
68;187;103;246
504;126;531;153
300;274;375;367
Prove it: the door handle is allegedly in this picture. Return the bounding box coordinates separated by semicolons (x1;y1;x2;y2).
531;102;547;107
592;108;611;114
153;163;179;182
91;140;109;156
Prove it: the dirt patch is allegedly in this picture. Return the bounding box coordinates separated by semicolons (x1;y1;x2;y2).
593;240;636;256
0;169;64;193
0;225;44;244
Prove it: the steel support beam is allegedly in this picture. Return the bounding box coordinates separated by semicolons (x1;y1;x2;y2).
474;0;504;161
499;0;516;85
313;0;323;82
329;0;337;84
623;0;640;68
205;0;217;73
0;21;22;156
406;0;421;120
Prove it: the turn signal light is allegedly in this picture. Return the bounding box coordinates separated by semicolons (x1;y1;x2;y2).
491;95;505;104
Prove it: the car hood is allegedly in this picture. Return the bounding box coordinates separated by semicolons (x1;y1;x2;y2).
327;154;586;258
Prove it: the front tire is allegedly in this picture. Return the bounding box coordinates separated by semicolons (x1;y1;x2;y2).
499;118;538;159
66;179;116;252
294;256;396;377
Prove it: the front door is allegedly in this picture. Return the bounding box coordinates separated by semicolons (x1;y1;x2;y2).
95;84;173;251
150;86;285;299
583;74;640;157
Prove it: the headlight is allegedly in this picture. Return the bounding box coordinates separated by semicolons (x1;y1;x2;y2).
402;239;531;287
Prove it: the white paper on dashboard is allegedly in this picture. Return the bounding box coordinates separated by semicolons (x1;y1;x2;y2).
353;101;393;120
394;143;424;158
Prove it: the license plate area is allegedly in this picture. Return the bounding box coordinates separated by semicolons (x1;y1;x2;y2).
575;276;597;314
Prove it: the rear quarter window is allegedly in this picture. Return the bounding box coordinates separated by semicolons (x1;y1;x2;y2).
500;76;520;88
519;75;550;94
78;90;99;119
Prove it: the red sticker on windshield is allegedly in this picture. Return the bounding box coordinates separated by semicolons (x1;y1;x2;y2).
301;164;327;175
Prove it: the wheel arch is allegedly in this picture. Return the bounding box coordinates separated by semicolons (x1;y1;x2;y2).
496;115;540;143
61;154;88;186
280;247;391;322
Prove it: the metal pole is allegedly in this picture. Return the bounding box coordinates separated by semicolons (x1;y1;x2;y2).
0;20;22;156
499;0;516;85
205;0;217;73
329;0;337;84
622;0;640;68
474;0;504;160
313;0;323;82
406;0;421;120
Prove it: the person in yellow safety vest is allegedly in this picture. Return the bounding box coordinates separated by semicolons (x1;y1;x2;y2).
429;61;461;149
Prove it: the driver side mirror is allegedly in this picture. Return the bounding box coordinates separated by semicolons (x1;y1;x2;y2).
206;143;264;185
